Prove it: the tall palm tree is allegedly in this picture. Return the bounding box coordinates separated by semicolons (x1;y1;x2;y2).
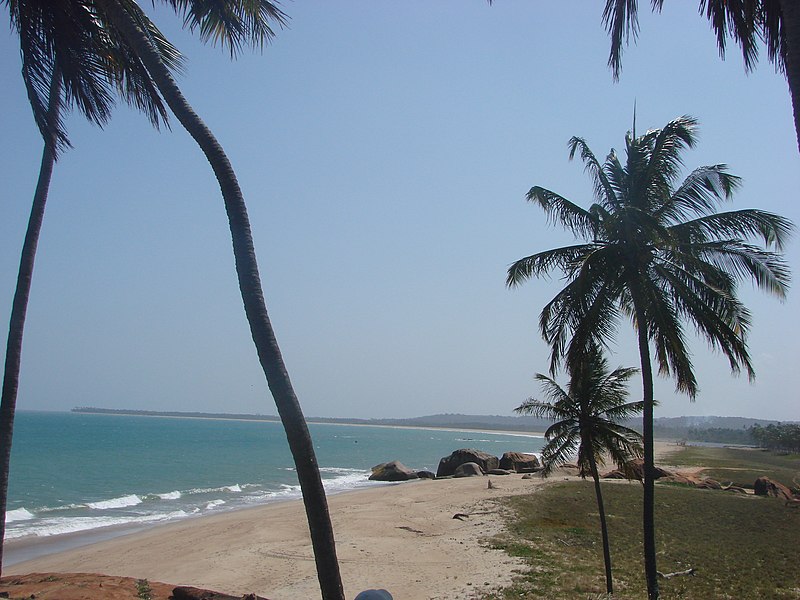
5;3;345;598
515;347;642;595
507;116;792;599
602;0;800;153
1;1;182;573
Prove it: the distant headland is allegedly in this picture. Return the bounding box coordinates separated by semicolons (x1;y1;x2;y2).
71;407;787;444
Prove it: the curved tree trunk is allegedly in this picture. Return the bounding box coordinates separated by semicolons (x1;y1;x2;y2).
633;300;658;600
779;0;800;153
588;452;613;595
0;73;61;575
95;3;344;598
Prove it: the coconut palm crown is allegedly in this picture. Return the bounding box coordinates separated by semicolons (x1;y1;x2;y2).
508;115;792;392
5;0;186;154
516;354;642;480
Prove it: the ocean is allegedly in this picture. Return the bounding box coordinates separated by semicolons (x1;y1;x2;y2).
5;411;544;561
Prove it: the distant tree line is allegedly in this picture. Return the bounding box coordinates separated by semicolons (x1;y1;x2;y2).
750;424;800;453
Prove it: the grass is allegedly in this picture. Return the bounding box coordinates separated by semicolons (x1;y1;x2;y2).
478;446;800;599
666;445;799;489
135;579;152;600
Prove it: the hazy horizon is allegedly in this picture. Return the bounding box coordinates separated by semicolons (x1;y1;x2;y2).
2;3;798;421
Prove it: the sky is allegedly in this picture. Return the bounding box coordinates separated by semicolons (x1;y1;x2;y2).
1;2;798;421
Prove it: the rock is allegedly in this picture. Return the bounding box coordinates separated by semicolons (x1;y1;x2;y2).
754;476;793;498
658;474;698;486
521;473;537;479
415;470;436;479
604;459;673;481
436;449;499;477
499;452;540;472
696;478;722;490
556;463;581;476
369;461;419;482
453;462;484;477
487;468;512;475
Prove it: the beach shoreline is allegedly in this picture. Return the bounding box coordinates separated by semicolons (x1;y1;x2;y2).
5;441;683;599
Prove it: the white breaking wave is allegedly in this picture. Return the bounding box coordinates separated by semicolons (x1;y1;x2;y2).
205;500;226;510
157;491;182;500
5;508;34;523
224;484;242;493
86;494;142;510
5;510;189;539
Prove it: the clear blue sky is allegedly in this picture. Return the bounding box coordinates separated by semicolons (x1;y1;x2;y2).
1;2;797;421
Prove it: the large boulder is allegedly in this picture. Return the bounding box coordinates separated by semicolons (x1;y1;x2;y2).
604;459;673;481
453;462;484;477
499;451;540;472
416;470;436;479
436;449;499;478
754;476;793;498
369;461;419;482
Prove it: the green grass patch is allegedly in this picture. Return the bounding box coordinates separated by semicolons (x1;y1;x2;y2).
135;579;152;600
667;445;800;489
479;480;800;599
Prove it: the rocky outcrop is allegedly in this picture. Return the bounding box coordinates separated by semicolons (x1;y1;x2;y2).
499;452;540;473
487;468;512;475
603;459;673;481
416;470;436;479
369;461;419;482
436;449;499;477
453;462;484;477
754;476;793;498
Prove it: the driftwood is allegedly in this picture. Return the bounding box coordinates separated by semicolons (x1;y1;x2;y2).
657;568;696;579
452;510;494;521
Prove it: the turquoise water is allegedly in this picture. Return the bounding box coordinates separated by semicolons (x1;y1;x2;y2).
6;411;544;543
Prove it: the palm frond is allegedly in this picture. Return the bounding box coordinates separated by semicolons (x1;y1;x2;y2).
526;187;598;239
671;210;794;251
568;136;620;207
157;0;288;57
659;165;741;222
506;243;597;288
602;0;639;79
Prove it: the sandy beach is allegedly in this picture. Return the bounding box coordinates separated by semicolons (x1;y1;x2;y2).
4;442;681;600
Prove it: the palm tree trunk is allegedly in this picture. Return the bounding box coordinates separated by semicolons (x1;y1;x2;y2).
633;300;658;600
0;73;61;575
588;452;613;595
779;0;800;153
94;3;344;598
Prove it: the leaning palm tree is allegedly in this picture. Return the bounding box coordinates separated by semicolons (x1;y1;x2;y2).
515;347;642;595
5;3;345;598
507;115;792;599
602;0;800;153
1;1;182;573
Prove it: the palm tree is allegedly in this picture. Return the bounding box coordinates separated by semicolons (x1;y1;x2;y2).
507;116;792;599
515;347;642;595
5;3;345;598
1;1;182;573
602;0;800;153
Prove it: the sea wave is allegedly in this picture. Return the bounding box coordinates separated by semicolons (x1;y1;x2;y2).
157;491;182;500
86;494;142;510
184;484;242;495
5;510;189;539
205;500;225;510
5;508;34;523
